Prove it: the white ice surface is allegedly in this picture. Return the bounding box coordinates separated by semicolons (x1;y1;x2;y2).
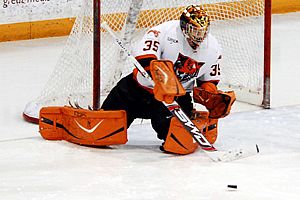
1;12;300;200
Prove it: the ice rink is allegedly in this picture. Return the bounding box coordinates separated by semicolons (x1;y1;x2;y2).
1;12;300;200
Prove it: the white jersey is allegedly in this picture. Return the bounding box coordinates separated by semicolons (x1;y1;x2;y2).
132;20;222;92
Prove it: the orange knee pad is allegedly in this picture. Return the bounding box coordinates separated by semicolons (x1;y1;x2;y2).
39;106;128;146
193;111;218;144
162;111;218;155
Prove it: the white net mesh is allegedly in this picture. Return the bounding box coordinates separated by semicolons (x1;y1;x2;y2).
24;0;266;119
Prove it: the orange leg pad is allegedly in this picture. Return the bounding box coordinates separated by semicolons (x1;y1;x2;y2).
162;117;200;155
39;106;127;146
39;107;64;140
162;111;218;155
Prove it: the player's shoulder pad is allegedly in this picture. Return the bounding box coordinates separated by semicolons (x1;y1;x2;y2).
144;20;177;40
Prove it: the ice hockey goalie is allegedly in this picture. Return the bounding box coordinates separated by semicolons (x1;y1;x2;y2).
38;5;236;155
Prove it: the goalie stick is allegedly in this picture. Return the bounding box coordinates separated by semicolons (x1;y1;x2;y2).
101;22;259;162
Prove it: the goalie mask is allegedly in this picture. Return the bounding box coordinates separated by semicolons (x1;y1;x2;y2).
180;5;210;47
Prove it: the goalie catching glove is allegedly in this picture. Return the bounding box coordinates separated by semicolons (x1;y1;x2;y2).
150;60;186;103
193;82;236;119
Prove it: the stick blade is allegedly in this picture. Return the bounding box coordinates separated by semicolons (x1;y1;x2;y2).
205;144;260;162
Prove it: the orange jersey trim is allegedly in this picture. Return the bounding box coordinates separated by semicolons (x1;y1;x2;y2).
132;54;158;94
135;54;157;62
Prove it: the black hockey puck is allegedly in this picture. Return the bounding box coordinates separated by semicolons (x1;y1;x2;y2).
227;185;237;189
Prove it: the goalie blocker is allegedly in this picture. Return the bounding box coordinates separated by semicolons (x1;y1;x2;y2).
39;106;127;146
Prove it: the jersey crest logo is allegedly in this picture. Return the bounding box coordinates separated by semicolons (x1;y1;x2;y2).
147;30;161;37
174;53;204;82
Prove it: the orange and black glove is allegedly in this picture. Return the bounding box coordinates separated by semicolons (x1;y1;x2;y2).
193;82;236;118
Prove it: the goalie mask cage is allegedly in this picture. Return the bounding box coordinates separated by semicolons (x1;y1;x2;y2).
23;0;271;123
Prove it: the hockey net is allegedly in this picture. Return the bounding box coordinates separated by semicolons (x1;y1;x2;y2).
23;0;270;123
